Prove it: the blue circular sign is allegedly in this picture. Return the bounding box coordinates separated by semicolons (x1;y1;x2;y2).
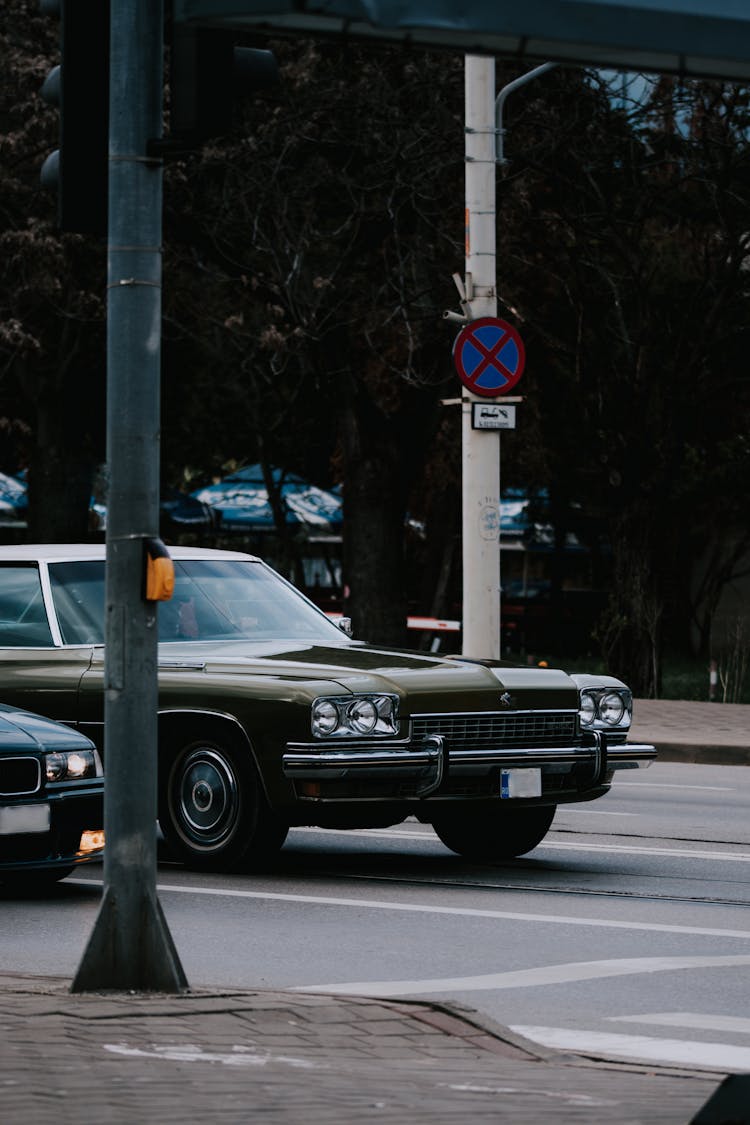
453;317;525;397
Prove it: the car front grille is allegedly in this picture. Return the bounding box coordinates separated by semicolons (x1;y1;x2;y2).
0;756;41;796
410;711;578;750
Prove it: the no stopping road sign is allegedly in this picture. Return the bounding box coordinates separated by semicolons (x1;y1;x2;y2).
453;317;525;397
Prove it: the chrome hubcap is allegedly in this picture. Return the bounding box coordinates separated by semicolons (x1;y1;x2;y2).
175;747;239;848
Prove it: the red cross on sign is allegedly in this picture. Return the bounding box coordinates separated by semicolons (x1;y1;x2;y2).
453;317;525;397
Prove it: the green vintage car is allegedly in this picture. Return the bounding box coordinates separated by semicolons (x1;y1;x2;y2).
0;545;655;870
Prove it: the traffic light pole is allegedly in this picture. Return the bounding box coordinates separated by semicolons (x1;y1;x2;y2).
462;55;501;660
73;0;186;992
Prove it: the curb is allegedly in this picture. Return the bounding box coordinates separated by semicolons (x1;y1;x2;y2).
396;996;720;1081
647;744;750;766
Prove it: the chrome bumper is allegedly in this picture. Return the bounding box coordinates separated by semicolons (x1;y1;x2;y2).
283;735;446;797
282;734;656;795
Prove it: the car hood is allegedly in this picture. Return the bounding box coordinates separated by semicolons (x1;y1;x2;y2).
0;704;94;753
154;640;580;711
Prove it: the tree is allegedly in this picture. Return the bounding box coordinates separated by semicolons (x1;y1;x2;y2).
162;41;465;644
493;70;750;692
1;0;105;540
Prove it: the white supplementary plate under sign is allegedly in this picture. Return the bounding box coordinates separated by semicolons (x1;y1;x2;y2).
472;403;517;430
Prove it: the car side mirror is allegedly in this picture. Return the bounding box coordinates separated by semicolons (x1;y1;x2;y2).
337;616;353;638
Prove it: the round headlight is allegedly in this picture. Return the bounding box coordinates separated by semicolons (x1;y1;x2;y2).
312;699;339;736
65;751;95;778
347;698;378;734
579;692;596;727
45;752;67;782
600;691;626;725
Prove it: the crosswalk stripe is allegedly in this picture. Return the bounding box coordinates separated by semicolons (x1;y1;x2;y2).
610;1012;750;1035
510;1025;750;1072
295;955;750;997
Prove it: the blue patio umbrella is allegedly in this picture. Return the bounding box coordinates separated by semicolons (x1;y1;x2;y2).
500;490;533;538
0;472;28;521
192;465;343;532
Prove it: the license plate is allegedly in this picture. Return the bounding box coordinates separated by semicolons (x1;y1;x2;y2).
500;768;542;799
0;803;51;836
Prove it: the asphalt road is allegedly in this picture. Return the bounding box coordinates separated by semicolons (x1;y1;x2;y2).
2;759;749;1073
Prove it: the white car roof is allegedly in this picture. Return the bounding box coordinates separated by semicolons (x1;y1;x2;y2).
0;544;261;563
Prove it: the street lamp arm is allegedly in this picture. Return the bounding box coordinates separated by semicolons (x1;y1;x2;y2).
495;62;558;166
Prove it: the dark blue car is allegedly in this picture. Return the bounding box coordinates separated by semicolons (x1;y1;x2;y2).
0;705;103;887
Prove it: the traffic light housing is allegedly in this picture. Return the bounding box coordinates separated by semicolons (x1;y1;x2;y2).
168;23;279;147
39;0;110;236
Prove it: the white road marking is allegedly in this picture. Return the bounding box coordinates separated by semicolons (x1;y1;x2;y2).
557;809;637;817
540;840;750;862
294;954;750;998
68;877;750;942
610;1012;750;1035
509;1025;750;1072
294;826;750;863
296;827;430;841
615;782;737;791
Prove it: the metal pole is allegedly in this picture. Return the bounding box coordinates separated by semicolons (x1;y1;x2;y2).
73;0;186;992
462;55;500;659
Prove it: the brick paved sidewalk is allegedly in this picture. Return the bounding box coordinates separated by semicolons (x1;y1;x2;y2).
632;699;749;765
0;973;719;1124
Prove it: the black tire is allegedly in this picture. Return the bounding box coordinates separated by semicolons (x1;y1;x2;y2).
432;803;556;860
158;733;288;871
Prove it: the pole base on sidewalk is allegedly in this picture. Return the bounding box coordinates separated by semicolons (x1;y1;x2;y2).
690;1073;750;1124
71;885;188;994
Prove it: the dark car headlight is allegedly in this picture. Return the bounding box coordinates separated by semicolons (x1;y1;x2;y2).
45;748;103;782
311;695;399;738
576;687;632;731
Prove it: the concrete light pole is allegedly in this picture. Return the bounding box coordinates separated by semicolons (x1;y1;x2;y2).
462;54;500;659
460;58;558;660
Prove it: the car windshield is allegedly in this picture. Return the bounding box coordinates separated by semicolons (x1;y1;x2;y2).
48;559;344;645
